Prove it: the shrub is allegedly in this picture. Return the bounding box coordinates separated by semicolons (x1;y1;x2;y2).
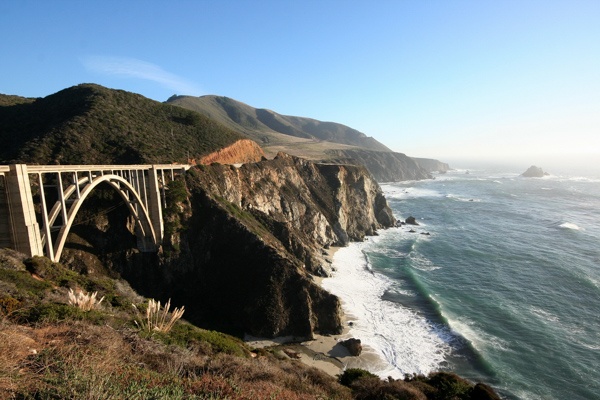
154;321;249;358
0;295;21;317
351;376;427;400
339;368;378;387
16;303;105;324
25;256;84;287
0;268;53;297
426;372;473;400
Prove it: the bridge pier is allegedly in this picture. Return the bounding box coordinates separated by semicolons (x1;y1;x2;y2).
148;167;164;244
5;164;44;257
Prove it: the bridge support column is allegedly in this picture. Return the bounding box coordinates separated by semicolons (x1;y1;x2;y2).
147;167;164;245
6;165;43;257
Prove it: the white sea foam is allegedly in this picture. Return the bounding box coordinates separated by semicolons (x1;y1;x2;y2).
444;314;511;353
559;222;583;231
409;253;441;272
322;242;452;378
445;194;480;202
372;248;407;259
530;306;560;323
382;185;443;200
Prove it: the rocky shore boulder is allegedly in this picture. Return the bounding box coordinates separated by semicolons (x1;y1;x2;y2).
340;338;363;356
405;216;419;225
521;165;549;177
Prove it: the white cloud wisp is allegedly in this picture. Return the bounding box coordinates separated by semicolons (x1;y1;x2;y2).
82;56;201;96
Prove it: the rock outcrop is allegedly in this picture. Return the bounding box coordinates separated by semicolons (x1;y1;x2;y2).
521;165;549;177
340;338;363;356
196;139;265;165
405;216;419;226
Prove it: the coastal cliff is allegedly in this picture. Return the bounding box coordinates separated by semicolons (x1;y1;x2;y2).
325;149;432;182
413;157;451;173
118;153;395;338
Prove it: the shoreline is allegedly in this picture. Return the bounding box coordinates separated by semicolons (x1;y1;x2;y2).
246;245;394;378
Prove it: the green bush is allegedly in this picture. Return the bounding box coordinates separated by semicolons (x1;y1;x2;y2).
154;322;249;358
0;268;53;297
16;302;106;324
339;368;378;387
426;372;473;400
24;256;85;287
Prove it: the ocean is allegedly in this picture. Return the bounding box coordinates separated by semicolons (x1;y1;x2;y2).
322;166;600;400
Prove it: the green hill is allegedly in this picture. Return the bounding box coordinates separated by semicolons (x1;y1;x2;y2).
0;84;246;165
166;95;391;158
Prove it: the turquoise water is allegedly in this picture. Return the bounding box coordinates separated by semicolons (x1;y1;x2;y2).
323;168;600;399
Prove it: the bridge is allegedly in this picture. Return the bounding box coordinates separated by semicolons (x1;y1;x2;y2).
0;164;190;262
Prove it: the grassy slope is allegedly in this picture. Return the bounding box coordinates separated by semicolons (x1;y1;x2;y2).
166;95;391;160
0;249;351;399
0;84;247;165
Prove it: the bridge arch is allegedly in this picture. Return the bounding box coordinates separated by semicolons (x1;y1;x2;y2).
52;174;157;263
1;164;189;262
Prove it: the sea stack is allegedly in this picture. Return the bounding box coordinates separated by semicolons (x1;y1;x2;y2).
521;165;549;177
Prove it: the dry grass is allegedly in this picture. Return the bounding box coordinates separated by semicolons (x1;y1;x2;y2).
67;288;104;311
133;298;185;333
0;319;351;399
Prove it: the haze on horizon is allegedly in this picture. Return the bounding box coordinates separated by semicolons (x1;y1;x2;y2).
1;1;598;171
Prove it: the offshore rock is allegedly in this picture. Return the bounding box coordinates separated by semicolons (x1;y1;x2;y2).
521;165;549;177
405;216;419;225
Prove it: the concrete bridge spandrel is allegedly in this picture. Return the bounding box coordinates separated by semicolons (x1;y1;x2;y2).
0;164;190;262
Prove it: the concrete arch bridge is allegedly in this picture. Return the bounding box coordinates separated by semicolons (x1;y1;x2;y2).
0;164;189;262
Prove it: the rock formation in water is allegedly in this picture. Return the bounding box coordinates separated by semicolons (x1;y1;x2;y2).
521;165;549;177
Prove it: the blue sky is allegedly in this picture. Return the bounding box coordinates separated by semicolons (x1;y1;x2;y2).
1;1;599;167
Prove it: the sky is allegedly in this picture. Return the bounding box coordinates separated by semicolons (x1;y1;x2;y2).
1;1;599;168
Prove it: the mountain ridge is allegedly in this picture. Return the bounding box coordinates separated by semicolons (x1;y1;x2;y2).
0;84;259;165
166;95;391;153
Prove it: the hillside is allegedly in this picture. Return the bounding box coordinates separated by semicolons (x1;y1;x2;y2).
0;84;262;165
166;95;438;181
166;95;391;155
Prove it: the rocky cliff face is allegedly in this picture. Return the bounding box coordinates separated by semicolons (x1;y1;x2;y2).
147;153;395;338
325;149;432;182
196;139;265;165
